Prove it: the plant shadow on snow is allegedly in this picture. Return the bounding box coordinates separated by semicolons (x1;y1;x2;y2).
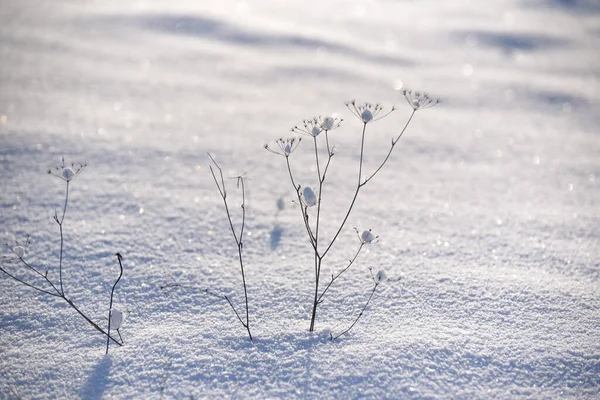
92;14;413;66
81;356;113;400
522;0;600;13
452;30;567;53
269;225;284;250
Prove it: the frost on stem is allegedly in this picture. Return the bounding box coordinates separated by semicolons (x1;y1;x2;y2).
346;101;395;124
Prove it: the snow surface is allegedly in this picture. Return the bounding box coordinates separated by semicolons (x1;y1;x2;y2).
1;0;599;398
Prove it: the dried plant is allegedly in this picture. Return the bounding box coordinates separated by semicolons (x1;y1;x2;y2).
0;158;124;351
266;91;439;334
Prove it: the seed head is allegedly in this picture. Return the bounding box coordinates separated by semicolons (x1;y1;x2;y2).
403;90;440;111
346;100;395;124
48;157;86;182
292;115;342;137
265;137;302;157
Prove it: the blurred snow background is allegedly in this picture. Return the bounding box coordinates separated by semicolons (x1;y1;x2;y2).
1;0;599;398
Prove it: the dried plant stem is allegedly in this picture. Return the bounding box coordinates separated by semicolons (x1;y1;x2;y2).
106;253;124;354
208;153;253;341
0;175;123;348
317;242;364;305
0;260;123;346
331;282;379;340
57;181;69;296
289;112;417;332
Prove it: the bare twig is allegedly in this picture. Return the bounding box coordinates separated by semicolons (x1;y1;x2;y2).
208;153;253;341
106;252;124;354
330;282;379;340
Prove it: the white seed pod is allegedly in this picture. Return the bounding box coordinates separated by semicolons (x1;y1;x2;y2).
62;168;75;181
375;270;387;284
321;116;335;131
303;186;317;207
361;109;373;122
110;308;124;330
311;126;322;137
361;230;376;243
13;246;25;258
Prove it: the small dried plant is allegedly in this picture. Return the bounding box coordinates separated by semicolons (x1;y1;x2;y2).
0;158;125;352
265;90;439;337
206;153;253;340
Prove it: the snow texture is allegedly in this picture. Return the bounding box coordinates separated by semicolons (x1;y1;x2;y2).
1;0;599;399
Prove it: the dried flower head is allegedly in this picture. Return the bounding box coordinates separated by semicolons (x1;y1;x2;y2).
302;186;317;207
47;158;86;182
355;228;378;244
403;90;440;111
375;270;387;284
13;246;25;258
3;235;31;263
292;115;342;137
264;137;302;157
346;101;395;124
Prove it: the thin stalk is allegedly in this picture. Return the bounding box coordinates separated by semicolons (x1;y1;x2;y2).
309;135;324;332
363;110;416;185
285;157;317;249
317;242;364;304
321;123;367;259
66;297;122;346
57;181;70;295
0;267;60;297
106;253;124;355
331;283;378;340
208;153;253;341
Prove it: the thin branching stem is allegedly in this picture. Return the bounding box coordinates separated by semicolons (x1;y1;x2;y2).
331;283;378;340
106;253;124;354
66;297;122;346
363;109;416;185
208;153;253;341
1;164;124;349
57;181;70;295
0;259;123;345
317;242;364;304
285;156;317;249
6;246;62;295
309;135;326;332
0;266;60;297
321;131;334;183
320;123;367;260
